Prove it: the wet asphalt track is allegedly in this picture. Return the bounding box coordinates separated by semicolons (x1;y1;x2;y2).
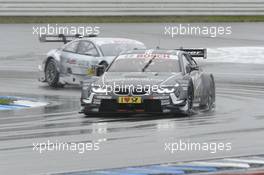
0;23;264;175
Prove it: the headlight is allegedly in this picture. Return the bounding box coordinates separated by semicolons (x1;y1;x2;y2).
174;83;179;87
157;83;179;94
91;86;107;93
157;87;175;94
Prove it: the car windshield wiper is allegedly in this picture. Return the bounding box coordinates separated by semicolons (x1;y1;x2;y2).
141;55;156;72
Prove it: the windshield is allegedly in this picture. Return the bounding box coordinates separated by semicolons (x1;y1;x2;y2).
107;58;181;72
100;43;145;56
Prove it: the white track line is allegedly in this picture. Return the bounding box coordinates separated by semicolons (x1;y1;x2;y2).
224;158;264;164
185;161;250;168
214;72;264;77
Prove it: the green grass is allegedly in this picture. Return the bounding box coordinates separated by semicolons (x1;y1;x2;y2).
1;16;264;23
0;98;14;105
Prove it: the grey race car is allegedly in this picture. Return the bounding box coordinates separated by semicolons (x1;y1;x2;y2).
80;49;215;116
38;34;146;87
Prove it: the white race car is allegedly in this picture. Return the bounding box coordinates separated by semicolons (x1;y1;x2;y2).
38;34;146;87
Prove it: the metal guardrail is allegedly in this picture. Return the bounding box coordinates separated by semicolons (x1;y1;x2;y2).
0;0;264;16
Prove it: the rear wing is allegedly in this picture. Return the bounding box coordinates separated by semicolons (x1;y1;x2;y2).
177;48;207;59
39;34;97;44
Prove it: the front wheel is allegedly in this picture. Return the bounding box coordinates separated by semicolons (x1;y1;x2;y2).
45;59;60;88
181;82;194;116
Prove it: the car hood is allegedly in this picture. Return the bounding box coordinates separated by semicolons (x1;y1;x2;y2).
97;72;183;87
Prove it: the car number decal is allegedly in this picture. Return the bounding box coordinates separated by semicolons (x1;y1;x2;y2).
118;97;142;104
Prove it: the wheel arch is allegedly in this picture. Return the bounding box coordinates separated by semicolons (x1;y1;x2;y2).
45;57;60;72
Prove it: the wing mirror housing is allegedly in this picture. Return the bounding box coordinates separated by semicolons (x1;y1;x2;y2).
186;65;198;73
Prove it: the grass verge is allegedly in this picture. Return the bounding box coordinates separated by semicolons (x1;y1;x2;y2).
0;98;14;105
1;16;264;23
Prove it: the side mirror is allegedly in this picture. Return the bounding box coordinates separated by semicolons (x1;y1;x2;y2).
186;65;198;73
95;65;105;76
186;65;191;73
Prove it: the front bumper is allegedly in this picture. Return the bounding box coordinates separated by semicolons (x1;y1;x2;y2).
80;93;187;114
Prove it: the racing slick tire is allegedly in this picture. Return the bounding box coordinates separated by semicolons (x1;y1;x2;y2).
200;74;215;111
83;107;92;116
181;81;194;116
45;59;63;88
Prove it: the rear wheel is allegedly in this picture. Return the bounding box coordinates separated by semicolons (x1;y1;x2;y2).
45;59;61;88
200;75;215;111
207;76;216;110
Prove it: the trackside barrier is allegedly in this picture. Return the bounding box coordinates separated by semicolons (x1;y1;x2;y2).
0;0;264;16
